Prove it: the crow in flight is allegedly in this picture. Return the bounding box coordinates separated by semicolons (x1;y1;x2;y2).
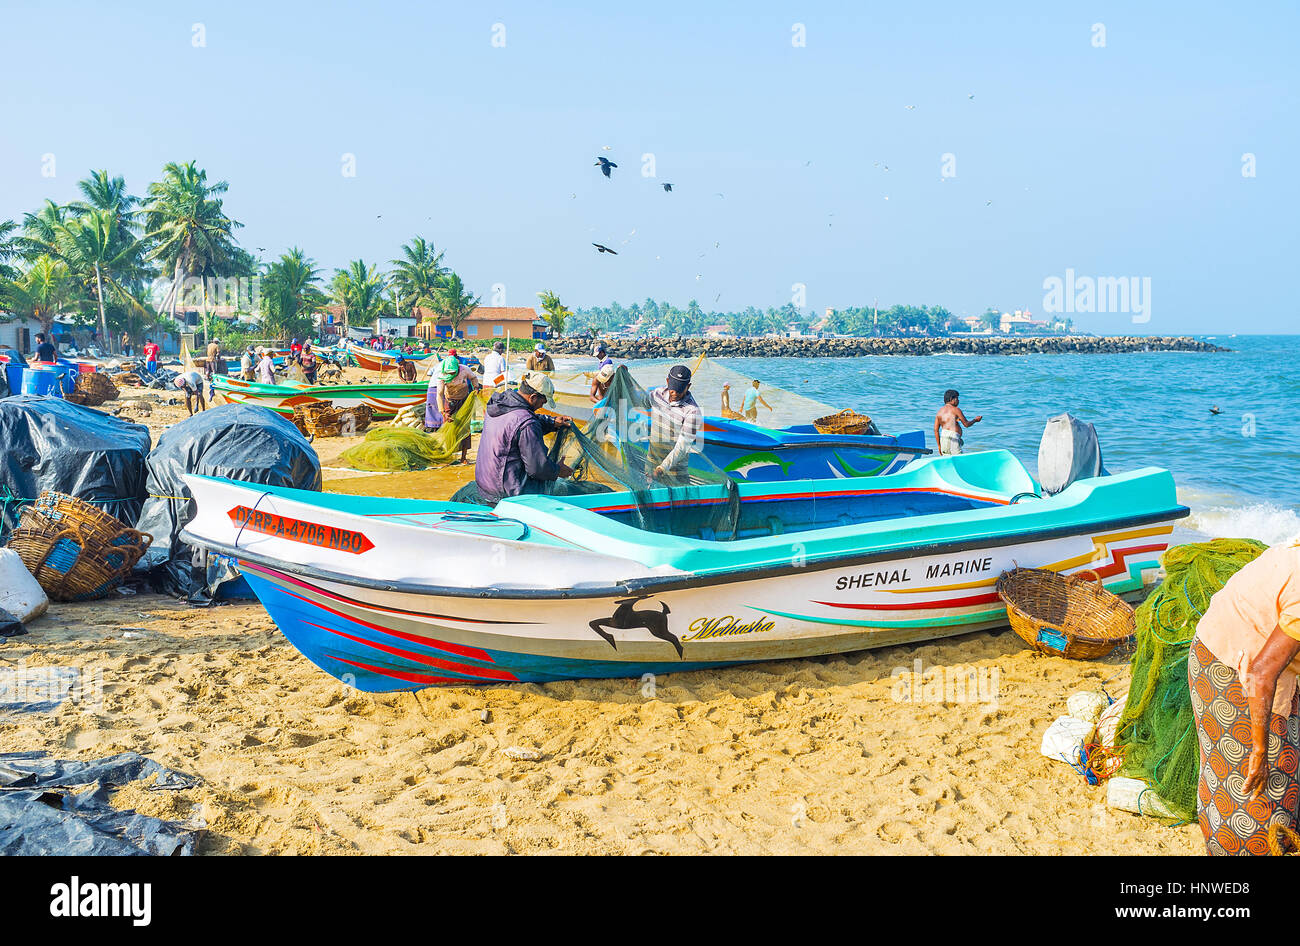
593;243;618;255
595;157;617;178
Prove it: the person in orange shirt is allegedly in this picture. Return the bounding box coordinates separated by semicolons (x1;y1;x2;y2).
1189;541;1300;855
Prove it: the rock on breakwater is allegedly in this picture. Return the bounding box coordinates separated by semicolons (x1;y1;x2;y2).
547;335;1227;359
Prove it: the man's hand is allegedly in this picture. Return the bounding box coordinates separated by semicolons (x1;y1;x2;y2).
972;415;983;424
554;416;572;428
556;462;574;479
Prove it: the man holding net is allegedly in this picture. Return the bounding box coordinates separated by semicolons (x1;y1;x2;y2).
647;365;703;483
463;371;574;505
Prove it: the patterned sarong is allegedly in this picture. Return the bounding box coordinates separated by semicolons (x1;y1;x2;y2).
1189;637;1300;855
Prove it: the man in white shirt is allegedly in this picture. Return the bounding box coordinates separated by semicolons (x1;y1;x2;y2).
481;340;508;390
256;348;275;385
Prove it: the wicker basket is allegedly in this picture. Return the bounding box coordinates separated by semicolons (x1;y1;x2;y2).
813;408;878;436
63;390;93;406
74;371;119;406
295;402;373;438
291;403;329;436
995;567;1135;659
6;492;151;602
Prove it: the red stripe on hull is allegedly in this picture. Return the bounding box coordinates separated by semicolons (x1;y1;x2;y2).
308;622;517;681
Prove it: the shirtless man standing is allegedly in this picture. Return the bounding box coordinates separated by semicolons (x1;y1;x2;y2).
934;389;982;455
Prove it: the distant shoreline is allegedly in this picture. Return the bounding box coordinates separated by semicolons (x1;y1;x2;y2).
544;335;1229;359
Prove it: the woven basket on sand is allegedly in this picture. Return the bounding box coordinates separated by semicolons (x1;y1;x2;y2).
293;402;373;438
995;567;1135;659
74;371;119;406
6;492;151;602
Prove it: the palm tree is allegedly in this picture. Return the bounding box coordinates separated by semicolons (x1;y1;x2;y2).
19;200;68;258
433;271;480;340
536;290;572;337
142;161;243;332
54;210;147;349
330;260;388;340
0;256;75;336
0;220;20;281
262;248;326;342
389;237;446;324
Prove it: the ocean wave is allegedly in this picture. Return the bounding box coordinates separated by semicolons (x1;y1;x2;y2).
1182;500;1300;545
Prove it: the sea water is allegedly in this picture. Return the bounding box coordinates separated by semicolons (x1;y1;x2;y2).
610;335;1300;544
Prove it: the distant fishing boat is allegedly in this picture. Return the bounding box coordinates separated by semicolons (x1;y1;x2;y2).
180;451;1186;691
212;376;427;420
347;342;437;372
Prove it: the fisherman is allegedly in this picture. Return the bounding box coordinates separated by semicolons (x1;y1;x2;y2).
33;332;57;363
1189;542;1300;855
300;341;319;384
590;362;616;403
648;364;703;482
255;347;275;385
742;379;773;422
426;355;481;463
174;369;207;415
240;344;256;381
290;337;302;362
204;338;223;383
394;353;417;383
526;342;555;373
482;340;508;390
934;389;982;456
142;337;160;374
470;372;574;504
595;345;614;369
120;331;132;357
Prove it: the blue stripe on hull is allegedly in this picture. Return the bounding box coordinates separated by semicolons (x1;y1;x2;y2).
243;572;732;692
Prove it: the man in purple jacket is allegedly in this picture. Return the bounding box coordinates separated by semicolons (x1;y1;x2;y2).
473;372;575;505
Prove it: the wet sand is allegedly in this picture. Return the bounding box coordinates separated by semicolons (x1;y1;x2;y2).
0;359;1205;854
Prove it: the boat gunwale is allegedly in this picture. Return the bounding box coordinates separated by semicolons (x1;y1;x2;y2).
190;504;1188;601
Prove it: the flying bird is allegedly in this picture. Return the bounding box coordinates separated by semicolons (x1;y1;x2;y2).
968;94;975;100
905;104;916;110
985;200;993;206
593;243;618;254
595;156;617;178
695;274;703;280
662;182;673;192
601;145;612;151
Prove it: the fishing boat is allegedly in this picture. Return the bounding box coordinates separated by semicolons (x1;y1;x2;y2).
180;450;1187;691
211;375;428;420
698;417;927;480
347;342;437;373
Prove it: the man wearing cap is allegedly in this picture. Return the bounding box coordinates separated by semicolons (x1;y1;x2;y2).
482;340;508;389
648;364;703;481
395;353;417;383
594;346;613;369
469;371;574;505
256;347;276;385
174;369;207;415
526;342;554;373
240;344;256;381
590;362;616;403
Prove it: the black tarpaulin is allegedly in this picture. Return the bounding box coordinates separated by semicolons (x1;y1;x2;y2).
0;395;151;539
0;751;203;856
135;404;321;600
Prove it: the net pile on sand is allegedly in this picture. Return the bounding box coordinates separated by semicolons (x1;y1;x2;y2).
339;396;477;471
1116;538;1269;820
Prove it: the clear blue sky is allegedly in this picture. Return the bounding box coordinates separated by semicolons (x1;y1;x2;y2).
1;1;1294;333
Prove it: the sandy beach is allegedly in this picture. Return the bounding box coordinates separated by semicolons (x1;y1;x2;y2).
0;363;1205;854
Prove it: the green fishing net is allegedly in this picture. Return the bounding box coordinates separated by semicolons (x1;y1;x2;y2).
339;396;478;471
1116;538;1269;819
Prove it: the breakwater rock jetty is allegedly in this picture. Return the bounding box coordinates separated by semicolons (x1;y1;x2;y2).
547;335;1227;359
